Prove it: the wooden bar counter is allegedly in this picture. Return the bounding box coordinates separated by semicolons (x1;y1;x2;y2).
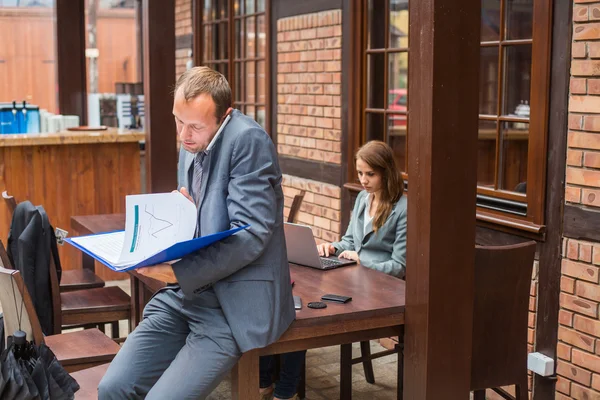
0;129;144;281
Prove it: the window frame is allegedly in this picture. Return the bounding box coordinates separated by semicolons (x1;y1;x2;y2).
193;0;271;134
347;0;552;230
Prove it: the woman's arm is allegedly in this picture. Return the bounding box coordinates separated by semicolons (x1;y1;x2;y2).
332;192;365;254
361;207;407;278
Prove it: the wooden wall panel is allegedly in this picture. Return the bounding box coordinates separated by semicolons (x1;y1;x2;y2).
0;142;141;281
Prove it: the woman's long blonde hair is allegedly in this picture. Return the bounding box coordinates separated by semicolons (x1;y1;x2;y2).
356;141;403;232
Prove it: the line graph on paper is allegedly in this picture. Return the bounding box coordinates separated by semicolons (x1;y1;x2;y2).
143;204;179;239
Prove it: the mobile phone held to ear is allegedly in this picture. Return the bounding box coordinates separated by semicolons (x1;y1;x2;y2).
293;295;302;310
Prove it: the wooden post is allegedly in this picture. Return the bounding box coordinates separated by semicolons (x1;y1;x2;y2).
56;0;87;124
404;0;480;398
142;0;177;193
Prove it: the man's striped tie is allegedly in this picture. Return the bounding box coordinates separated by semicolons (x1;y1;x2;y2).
192;152;206;207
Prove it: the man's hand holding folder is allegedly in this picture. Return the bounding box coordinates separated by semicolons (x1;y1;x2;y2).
66;190;249;273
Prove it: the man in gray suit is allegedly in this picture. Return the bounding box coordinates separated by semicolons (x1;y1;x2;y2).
99;66;295;399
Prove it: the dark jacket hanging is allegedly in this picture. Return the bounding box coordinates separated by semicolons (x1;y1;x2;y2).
7;201;62;335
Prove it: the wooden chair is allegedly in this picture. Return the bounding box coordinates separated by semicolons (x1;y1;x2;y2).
70;363;110;399
0;241;131;339
471;241;536;400
0;267;120;373
287;190;306;223
2;191;105;292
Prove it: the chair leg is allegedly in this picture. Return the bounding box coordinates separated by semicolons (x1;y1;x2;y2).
396;342;404;400
360;340;375;384
473;390;486;400
97;324;105;334
340;344;352;400
515;378;528;400
110;321;119;339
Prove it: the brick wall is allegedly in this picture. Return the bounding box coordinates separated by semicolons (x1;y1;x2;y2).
175;0;192;79
277;10;344;243
276;10;343;165
282;175;342;243
557;1;600;398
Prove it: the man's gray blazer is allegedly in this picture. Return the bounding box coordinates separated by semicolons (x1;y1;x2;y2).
332;190;407;278
173;109;295;353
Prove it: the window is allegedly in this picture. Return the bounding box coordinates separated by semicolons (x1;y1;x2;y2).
0;0;57;124
351;0;550;227
198;0;268;129
85;0;142;128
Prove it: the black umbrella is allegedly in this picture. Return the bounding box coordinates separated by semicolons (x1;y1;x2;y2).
0;330;80;400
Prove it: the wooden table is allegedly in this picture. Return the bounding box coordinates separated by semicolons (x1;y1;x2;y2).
71;213;406;399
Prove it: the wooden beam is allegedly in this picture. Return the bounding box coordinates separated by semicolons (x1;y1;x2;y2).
278;156;341;186
404;0;480;397
142;0;177;193
563;205;600;243
56;0;87;124
533;0;571;398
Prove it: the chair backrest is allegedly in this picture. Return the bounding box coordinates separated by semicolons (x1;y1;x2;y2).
470;241;536;390
0;266;44;346
1;226;62;335
0;240;13;271
287;190;306;223
2;191;17;213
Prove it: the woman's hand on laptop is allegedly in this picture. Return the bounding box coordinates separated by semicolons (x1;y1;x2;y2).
317;243;336;257
338;250;359;262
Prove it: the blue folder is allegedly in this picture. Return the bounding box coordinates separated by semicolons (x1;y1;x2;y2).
65;225;249;272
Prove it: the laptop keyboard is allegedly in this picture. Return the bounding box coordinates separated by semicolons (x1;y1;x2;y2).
320;257;343;268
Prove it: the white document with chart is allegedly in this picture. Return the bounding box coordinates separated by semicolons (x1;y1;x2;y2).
66;192;249;272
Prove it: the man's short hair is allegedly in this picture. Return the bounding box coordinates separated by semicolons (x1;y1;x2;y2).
174;66;232;121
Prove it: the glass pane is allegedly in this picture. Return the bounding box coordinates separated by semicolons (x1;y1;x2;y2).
234;0;242;16
505;0;533;40
0;0;58;132
367;0;386;49
477;120;497;188
257;15;266;58
246;105;256;121
246;17;256;58
481;0;501;41
388;52;408;109
235;19;243;58
245;0;255;14
479;46;499;115
257;0;265;13
235;62;243;102
388;115;407;172
365;113;385;142
389;0;409;49
257;61;266;103
219;22;228;60
84;0;142;129
257;106;266;127
204;0;212;21
366;54;385;109
204;25;214;61
502;45;532;117
246;61;255;103
220;63;229;80
499;121;529;192
218;0;228;19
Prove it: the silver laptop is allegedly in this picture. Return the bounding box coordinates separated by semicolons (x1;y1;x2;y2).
284;223;357;270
